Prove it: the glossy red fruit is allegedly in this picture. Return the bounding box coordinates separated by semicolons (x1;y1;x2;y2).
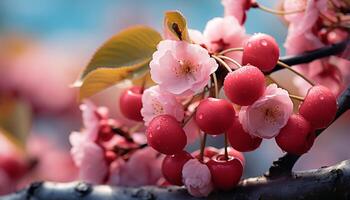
195;98;235;135
224;65;265;106
0;155;27;179
242;33;279;72
207;154;243;190
98;120;114;142
327;28;348;44
162;151;193;185
146;115;187;155
227;118;262;152
276;114;315;155
105;150;117;165
299;86;337;129
120;86;143;121
219;147;246;167
192;146;219;163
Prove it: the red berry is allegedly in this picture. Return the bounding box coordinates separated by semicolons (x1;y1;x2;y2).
227;118;262;152
299;86;337;129
242;33;280;72
207;154;243;190
146;115;187;155
327;28;348;44
105;150;117;165
192;146;219;163
195;98;235;135
219;147;246;167
0;155;27;179
98;120;114;142
276;114;315;155
162;151;193;186
120;86;143;121
224;65;265;106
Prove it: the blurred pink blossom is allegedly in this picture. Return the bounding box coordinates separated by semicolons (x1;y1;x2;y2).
221;0;251;24
150;40;218;96
108;147;162;187
182;159;213;197
189;16;248;64
141;85;184;126
294;56;350;96
239;84;293;139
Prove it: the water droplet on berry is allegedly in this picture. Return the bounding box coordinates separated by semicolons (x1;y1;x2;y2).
260;39;268;46
156;125;161;130
320;96;324;100
198;114;203;120
247;42;252;48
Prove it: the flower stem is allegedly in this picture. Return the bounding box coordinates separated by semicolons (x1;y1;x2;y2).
254;2;305;15
217;55;242;69
212;55;233;73
199;132;207;162
212;73;219;98
224;132;229;160
218;47;243;55
182;111;196;127
277;61;315;86
289;94;305;101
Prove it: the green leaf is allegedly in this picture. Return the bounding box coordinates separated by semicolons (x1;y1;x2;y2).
79;64;147;100
0;96;32;151
79;25;162;80
164;10;191;42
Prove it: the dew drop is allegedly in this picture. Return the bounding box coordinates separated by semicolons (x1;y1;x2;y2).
247;42;252;48
156;125;161;130
320;96;324;100
260;39;268;46
198;114;203;120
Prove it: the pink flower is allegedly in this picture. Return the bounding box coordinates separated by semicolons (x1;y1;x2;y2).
183;102;201;144
293;56;350;96
221;0;250;24
26;135;78;182
141;85;184;126
108;147;162;187
150;40;218;96
69;131;108;184
283;0;327;55
182;159;213;197
239;84;293;139
203;16;248;62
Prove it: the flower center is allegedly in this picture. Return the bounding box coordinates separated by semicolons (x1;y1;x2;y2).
263;106;282;124
174;60;198;80
152;99;164;115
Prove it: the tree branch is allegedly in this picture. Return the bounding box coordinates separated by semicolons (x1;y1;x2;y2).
274;40;349;72
1;159;350;200
267;85;350;178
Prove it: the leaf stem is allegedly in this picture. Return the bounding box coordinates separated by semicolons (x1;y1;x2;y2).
254;2;305;15
224;132;229;160
218;47;243;55
199;132;207;162
212;55;233;73
277;61;315;86
212;73;219;98
217;55;242;69
289;94;305;101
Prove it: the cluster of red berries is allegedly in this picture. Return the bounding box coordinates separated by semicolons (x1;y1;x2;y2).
276;85;337;155
119;33;338;191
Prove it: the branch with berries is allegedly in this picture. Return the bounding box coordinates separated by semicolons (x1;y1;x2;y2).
2;0;349;198
2;158;350;200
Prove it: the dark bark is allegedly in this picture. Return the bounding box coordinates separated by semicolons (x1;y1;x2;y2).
274;40;349;72
1;159;350;200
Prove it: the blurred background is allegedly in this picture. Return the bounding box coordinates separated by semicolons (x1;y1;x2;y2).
0;0;349;194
